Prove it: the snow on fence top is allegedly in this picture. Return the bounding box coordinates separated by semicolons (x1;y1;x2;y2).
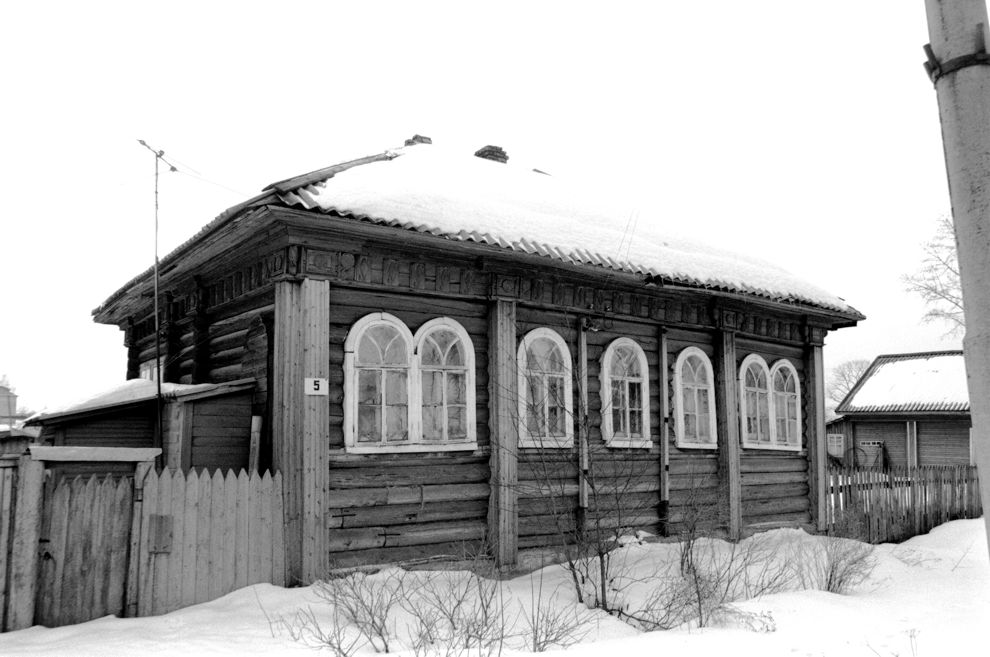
276;142;857;314
839;351;969;413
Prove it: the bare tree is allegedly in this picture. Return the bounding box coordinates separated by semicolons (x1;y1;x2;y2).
904;215;964;335
826;359;871;407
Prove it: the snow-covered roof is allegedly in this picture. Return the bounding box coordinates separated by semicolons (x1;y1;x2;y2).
274;142;859;316
837;351;969;414
25;379;254;425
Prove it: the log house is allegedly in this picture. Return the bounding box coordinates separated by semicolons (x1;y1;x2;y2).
91;137;863;580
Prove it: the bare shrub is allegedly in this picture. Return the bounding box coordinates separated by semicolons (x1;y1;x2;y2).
313;569;407;653
269;605;363;656
793;534;876;595
523;570;592;652
400;570;510;657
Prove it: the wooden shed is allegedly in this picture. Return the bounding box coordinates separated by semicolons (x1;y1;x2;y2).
91;136;862;579
831;351;973;468
25;379;257;476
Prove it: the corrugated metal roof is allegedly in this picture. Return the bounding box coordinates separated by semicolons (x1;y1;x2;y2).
273;142;862;317
836;351;969;414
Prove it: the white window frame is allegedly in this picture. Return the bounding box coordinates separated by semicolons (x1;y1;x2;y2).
414;317;478;448
517;327;574;449
599;337;651;449
827;433;845;459
739;354;772;448
343;313;478;454
738;355;803;451
673;346;718;450
769;359;802;451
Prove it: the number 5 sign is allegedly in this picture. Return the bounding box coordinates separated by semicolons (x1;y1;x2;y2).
304;377;329;396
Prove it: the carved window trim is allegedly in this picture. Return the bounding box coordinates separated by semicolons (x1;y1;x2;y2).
673;346;718;450
517;328;575;449
343;313;478;453
599;338;652;449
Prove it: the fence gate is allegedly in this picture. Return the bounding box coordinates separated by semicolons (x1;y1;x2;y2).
35;474;134;627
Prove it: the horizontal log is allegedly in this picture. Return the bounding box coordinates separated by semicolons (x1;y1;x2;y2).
328;453;489;468
328;499;488;529
741;496;809;517
192;415;251;430
743;511;812;527
329;482;490;508
208;364;243;381
328;519;486;551
668;458;719;476
668;473;719;490
328;539;488;568
328;462;489;488
741;470;809;487
741;482;808;502
739;457;808;473
518;495;580;517
668;487;720;507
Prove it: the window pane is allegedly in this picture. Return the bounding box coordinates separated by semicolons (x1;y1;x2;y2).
447;372;465;405
422;370;442;404
698;410;710;440
386;371;407;404
683;358;700;386
629;382;642;411
526;375;545;434
684;386;697;414
385;404;408;442
358;370;380;405
548;376;566;436
758;393;770;440
685;412;697;440
358;334;383;365
383;335;407;365
423;405;442;441
421;339;442;366
448;405;467;440
446;341;464;366
358;406;380;443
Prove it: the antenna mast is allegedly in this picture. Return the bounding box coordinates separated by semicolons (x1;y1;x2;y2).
137;139;178;452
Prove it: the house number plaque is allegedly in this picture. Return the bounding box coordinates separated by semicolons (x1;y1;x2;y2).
304;378;329;396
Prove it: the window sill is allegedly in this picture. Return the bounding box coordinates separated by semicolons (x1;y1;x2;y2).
519;436;574;449
344;442;479;454
606;438;653;450
675;441;718;451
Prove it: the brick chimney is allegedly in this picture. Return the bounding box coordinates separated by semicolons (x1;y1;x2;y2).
404;134;433;146
474;145;508;163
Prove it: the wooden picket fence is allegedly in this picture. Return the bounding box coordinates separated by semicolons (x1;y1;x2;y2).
825;465;982;544
1;455;285;631
135;468;285;617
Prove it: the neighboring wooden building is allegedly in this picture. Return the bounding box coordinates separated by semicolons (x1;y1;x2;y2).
90;137;863;579
830;351;973;468
25;379;257;476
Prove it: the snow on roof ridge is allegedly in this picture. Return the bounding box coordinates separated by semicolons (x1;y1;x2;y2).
839;351;969;414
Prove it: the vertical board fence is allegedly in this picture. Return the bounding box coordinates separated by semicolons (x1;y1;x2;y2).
1;463;285;631
826;465;982;544
136;468;285;617
0;457;17;630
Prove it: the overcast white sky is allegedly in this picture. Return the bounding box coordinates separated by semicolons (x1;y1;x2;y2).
0;1;962;412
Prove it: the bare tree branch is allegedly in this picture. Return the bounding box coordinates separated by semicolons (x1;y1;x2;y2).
903;215;965;335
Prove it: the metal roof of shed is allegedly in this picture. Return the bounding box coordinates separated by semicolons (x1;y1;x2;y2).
836;351;969;415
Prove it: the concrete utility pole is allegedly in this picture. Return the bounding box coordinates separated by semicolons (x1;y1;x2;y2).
924;0;990;554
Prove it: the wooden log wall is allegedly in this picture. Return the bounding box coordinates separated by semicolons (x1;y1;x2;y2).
189;393;253;473
325;287;491;567
326;454;490;567
664;328;720;533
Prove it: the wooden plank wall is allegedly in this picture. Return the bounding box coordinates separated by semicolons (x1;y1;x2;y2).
190;393;253;472
917;420;972;465
35;475;133;628
137;468;285;616
854;422;905;468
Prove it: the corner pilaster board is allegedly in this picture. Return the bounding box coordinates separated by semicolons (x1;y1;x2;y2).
487;299;518;567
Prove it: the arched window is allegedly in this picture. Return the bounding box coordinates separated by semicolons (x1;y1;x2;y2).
344;313;415;448
517;328;574;448
414;318;477;445
673;347;717;449
739;355;772;447
600;338;651;448
770;360;801;449
344;314;478;452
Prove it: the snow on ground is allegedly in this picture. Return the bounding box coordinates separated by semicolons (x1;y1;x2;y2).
2;519;987;657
